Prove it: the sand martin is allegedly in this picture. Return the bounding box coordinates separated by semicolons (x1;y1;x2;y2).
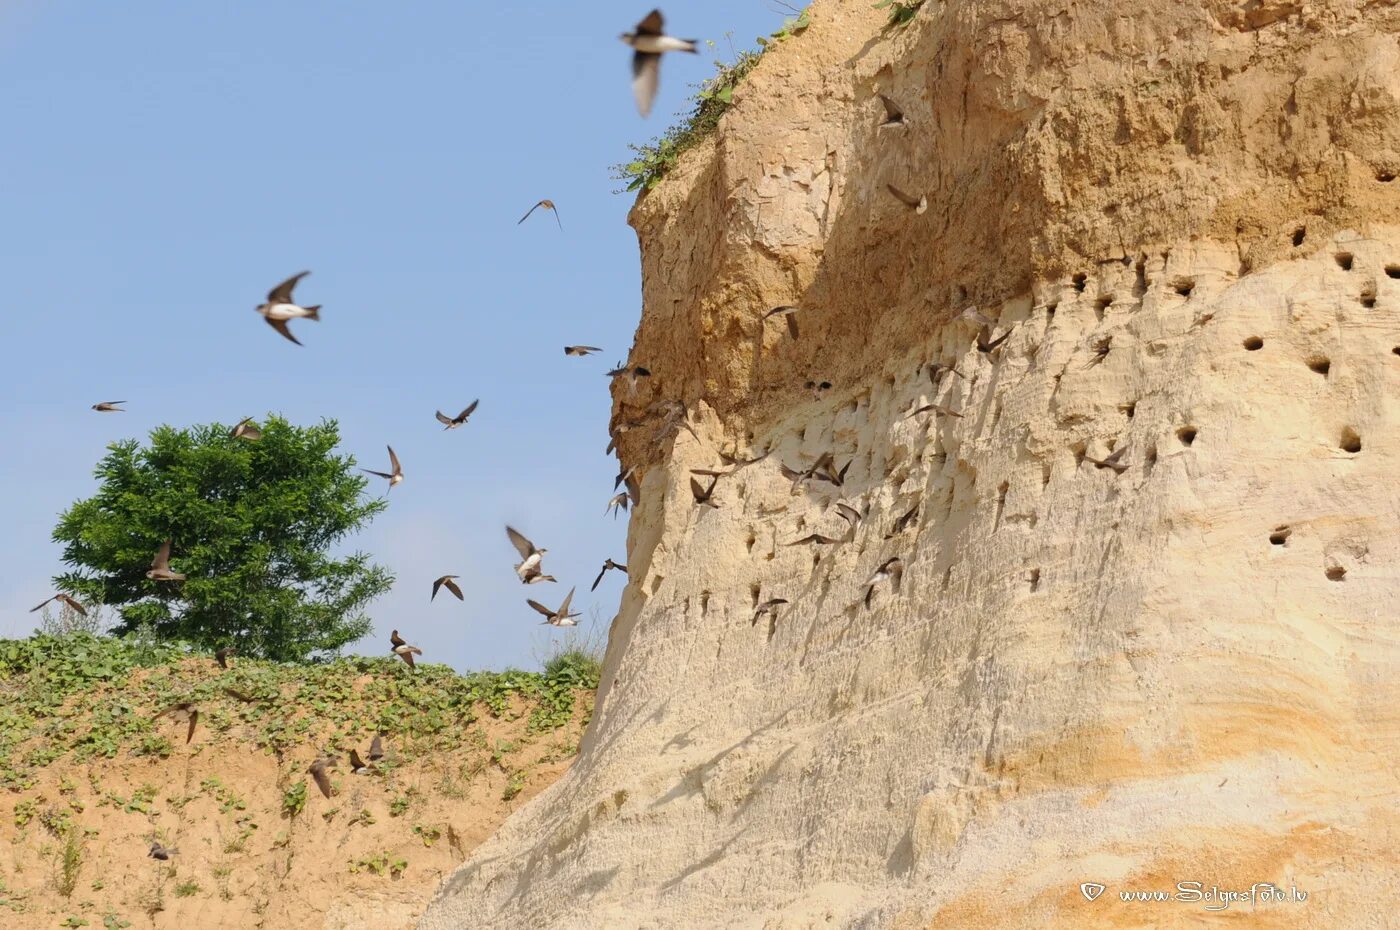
215;646;236;669
507;526;554;584
690;474;720;508
565;345;603;356
229;417;262;441
362;445;403;490
878;93;906;128
607;364;652;393
390;629;423;668
436;401;479;430
764;305;801;339
591;558;628;591
146;540;187;582
155;701;199;744
752;597;788;626
886;183;928;214
518;199;562;230
308;757;336;798
976;327;1012;354
91;400;126;413
528;587;580;627
368;733;384;763
148;842;177;861
432;574;464;602
1086;447;1129;473
605;491;630;519
29;593;87;617
256;271;320;346
621;10;698;118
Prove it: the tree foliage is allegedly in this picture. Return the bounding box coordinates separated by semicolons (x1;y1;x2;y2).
51;416;392;661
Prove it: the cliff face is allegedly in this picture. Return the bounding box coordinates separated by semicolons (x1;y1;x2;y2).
421;1;1400;927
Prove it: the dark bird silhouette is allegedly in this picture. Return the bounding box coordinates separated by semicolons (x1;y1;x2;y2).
620;9;698;117
349;749;372;775
155;702;199;744
691;474;720;508
435;401;479;430
308;757;335;798
864;557;904;606
148;842;177;861
255;271;320;346
607;364;652;393
886;184;927;214
764;305;801;339
878;93;905;128
361;445;404;490
368;734;385;763
605;491;630;519
30;593;86;617
977;327;1012;354
1086;447;1129;473
905;402;964;420
432;575;464;602
592;558;628;591
215;646;235;669
518;199;562;230
752;598;788;625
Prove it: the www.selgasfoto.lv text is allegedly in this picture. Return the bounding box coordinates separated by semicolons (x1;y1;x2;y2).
1116;882;1309;910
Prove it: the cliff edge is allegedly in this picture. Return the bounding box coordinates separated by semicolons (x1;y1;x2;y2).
422;0;1400;926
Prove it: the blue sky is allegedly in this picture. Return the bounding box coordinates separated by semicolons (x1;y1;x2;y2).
0;1;788;669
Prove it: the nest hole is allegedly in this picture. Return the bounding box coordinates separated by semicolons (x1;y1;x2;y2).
1292;227;1306;247
1121;401;1137;419
1269;526;1291;546
1378;170;1396;183
1340;428;1361;453
1173;278;1195;298
1326;566;1346;582
1177;427;1197;447
1072;273;1087;293
1361;292;1377;309
1243;336;1264;351
1028;569;1041;592
1387;265;1400;280
1335;252;1354;271
749;583;761;608
1307;357;1330;375
1046;303;1058;320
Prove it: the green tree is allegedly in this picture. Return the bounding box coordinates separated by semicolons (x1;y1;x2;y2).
52;416;393;661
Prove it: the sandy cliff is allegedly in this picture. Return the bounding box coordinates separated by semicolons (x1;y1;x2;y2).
421;0;1400;926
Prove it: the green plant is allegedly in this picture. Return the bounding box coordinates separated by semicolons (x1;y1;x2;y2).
59;917;89;928
873;0;924;26
281;780;307;818
14;797;39;828
349;851;407;878
50;416;394;661
502;771;527;802
387;788;418;818
173;880;200;898
611;9;810;193
56;825;84;897
411;823;442;847
102;914;132;930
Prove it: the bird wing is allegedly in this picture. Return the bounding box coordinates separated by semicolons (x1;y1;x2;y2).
690;476;707;501
185;709;198;744
506;526;536;559
835;503;861;526
517;201;544;224
362;469;393;480
368;734;384;761
591;564;607;591
265;316;303;346
887;184;919;207
526;599;554;618
444;577;464;600
152;539;172;571
786;314;800;340
390;630;406;647
387;446;401;476
632;51;661;118
215;650;227;669
399;650;415;669
28;595;56;613
267;271;309;304
635;9;664;35
349;748;365;770
435;410;453;426
458;400;479;421
431;577;445;601
558;587;576;617
550;203;562;230
879;93;901;120
309;762;333;798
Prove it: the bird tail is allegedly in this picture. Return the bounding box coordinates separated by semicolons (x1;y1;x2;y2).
303;305;321;321
680;39;699;53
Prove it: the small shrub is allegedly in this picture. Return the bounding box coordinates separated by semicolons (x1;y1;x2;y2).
873;0;925;26
281;780;307;819
56;825;84;898
349;852;407;878
173;881;200;898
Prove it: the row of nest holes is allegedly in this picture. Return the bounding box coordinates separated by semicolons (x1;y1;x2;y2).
1269;528;1351;580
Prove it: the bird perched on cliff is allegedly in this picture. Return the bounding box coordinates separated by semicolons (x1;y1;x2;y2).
91;400;126;413
29;593;87;617
255;271;320;346
904;401;964;420
863;557;904;606
155;702;199;744
605;491;630;519
215;646;236;669
592;558;628;591
1086;446;1129;473
146;540;187;582
878;93;906;129
390;630;423;668
886;183;927;214
607;364;652;394
228;417;262;441
518;199;562;230
691;474;720;508
432;574;464;602
308;756;336;798
565;345;603;356
621;9;698;118
752;597;788;626
976;327;1012;355
528;587;580;627
435;401;479;430
507;526;555;584
362;445;404;490
764;305;801;339
148;842;177;861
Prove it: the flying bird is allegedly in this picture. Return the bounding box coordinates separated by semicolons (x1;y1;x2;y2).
764;305;800;339
148;842;177;861
432;574;464;602
565;345;603;356
834;503;863;529
888;502;921;538
927;363;964;385
958;306;993;327
752;598;788;626
29;593;86;617
308;757;335;798
527;587;580;627
607;364;652;393
1086;447;1129;473
878;93;905;128
349;749;372;775
362;446;404;490
389;629;423;668
886;184;928;214
368;734;384;763
621;9;698;118
592;558;628;592
506;526;554;584
605;491;630;519
786;532;842;546
905;402;964;420
229;417;262;441
255;271;320;346
215;646;236;669
155;702;199;744
91;400;126;413
435;401;479;430
146;540;187;582
691;474;720;508
977;327;1012;354
864;557;904;606
518;199;562;230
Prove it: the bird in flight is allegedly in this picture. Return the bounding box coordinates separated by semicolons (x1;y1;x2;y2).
886;184;927;214
506;526;555;584
146;540;187;582
528;587;580;627
390;629;423;668
432;574;464;602
148;842;177;861
518;199;562;230
255;271;320;346
607;364;652;393
155;702;199;744
592;558;628;591
977;327;1012;354
229;417;262;441
878;93;906;128
91;400;126;413
764;305;801;340
621;9;698;118
752;597;788;626
308;756;336;798
435;401;479;430
905;402;964;420
605;491;630;519
368;734;384;764
691;474;720;508
864;557;904;606
215;646;236;669
362;446;404;490
30;593;86;617
565;345;603;357
1086;447;1129;473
